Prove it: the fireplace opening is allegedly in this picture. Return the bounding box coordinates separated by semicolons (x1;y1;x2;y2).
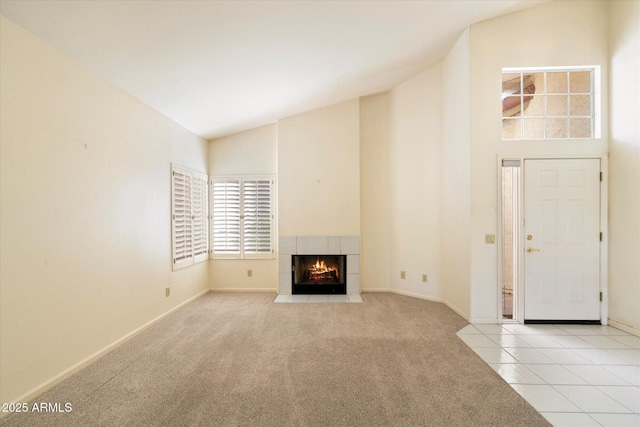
292;255;347;294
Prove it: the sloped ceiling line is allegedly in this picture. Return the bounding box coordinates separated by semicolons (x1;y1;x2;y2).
0;0;545;139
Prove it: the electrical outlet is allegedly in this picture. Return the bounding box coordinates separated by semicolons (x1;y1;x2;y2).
247;269;253;277
422;274;428;283
165;287;170;297
485;234;496;244
400;271;406;279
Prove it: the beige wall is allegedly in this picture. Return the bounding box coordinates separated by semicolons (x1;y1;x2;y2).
208;124;278;291
441;28;472;319
2;0;638;406
278;100;361;237
608;0;640;334
387;65;443;300
468;0;610;323
360;93;392;291
0;17;209;403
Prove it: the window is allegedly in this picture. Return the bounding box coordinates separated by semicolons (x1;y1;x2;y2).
502;67;599;140
211;176;275;259
171;165;209;270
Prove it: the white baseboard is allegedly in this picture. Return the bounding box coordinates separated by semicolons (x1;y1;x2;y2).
443;301;470;322
390;289;444;303
210;288;277;293
366;289;470;321
7;289;210;407
608;319;640;337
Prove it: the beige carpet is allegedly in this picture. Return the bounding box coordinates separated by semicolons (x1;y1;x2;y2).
1;292;550;426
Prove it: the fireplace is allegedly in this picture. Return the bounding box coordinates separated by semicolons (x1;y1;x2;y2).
278;236;360;295
291;255;347;294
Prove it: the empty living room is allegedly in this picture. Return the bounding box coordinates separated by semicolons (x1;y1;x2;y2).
1;1;638;426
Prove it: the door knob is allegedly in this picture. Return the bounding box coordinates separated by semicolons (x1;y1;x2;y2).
526;247;540;253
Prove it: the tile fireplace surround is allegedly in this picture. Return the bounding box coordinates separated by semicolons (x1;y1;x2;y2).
278;236;360;295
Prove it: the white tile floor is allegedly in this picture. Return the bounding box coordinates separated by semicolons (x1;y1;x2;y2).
457;323;640;427
273;294;363;303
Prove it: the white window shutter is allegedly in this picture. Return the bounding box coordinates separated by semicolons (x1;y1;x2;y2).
211;175;275;260
212;178;241;257
172;165;209;270
172;169;193;270
191;174;209;263
243;178;273;258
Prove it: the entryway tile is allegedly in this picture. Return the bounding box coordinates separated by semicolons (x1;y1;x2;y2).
501;324;542;335
557;325;602;335
586;326;632;336
456;325;483;335
536;348;592;365
554;385;633;413
610;335;640;349
516;334;565;349
601;365;640;386
510;384;582;412
563;364;632;386
541;412;601;427
489;363;546;385
572;348;630;365
505;348;556;364
596;386;640;413
589;413;640;427
605;349;640;365
546;335;596;349
457;334;499;348
471;348;519;364
473;324;510;335
578;335;632;349
457;323;639;426
525;324;568;335
486;334;532;348
525;364;587;385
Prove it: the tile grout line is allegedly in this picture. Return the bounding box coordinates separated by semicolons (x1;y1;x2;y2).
456;323;640;426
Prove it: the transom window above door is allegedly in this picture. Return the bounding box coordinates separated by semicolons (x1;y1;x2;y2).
501;67;599;140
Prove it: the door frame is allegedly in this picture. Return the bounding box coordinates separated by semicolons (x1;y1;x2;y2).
497;154;608;325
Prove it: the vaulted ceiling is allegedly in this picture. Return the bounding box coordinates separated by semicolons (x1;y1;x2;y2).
0;0;545;139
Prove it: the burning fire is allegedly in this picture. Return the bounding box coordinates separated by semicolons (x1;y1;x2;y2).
310;258;338;278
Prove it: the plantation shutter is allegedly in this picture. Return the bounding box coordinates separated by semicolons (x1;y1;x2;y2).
191;174;209;263
172;169;193;269
212;178;241;256
211;175;275;259
172;165;209;270
243;179;273;257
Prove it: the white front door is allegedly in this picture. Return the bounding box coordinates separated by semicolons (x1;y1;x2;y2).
524;159;601;321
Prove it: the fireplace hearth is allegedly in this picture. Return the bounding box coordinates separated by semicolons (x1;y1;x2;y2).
292;255;346;294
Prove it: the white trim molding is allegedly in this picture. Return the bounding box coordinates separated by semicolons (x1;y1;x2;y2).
608;319;640;337
6;289;210;407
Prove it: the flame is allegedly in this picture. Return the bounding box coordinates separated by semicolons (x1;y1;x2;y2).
310;257;337;276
